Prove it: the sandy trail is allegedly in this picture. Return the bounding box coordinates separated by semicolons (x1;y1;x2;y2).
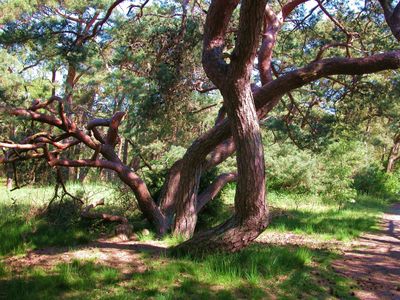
332;203;400;300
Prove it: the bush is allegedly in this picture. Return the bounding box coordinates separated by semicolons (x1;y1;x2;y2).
264;143;319;193
354;164;400;196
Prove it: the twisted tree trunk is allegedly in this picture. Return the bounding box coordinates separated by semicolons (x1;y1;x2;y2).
172;0;268;252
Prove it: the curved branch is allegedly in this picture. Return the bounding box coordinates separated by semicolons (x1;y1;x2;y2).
10;108;64;129
282;0;310;19
378;0;400;41
0;142;44;150
87;0;126;40
202;0;239;88
255;51;400;106
197;172;237;213
87;118;111;130
106;111;125;145
230;0;265;78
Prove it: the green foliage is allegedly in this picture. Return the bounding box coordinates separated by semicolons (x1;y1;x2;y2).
354;165;400;197
263;138;382;207
265;143;318;193
196;169;234;230
319;141;366;207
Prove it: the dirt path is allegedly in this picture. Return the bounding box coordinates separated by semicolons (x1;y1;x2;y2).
3;237;167;275
332;203;400;300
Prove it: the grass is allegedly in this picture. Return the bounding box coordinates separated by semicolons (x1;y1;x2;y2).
265;192;392;241
0;245;357;300
0;183;137;257
0;181;393;299
0;260;120;300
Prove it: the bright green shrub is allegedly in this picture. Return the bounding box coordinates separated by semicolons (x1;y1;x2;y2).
354;164;400;196
264;143;319;193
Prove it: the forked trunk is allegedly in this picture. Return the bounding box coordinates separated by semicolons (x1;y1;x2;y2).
174;84;268;253
158;160;184;226
172;163;204;238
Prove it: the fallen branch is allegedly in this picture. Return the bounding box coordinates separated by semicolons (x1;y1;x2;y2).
81;198;128;224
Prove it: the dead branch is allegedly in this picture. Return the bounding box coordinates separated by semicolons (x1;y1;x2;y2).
81;198;128;224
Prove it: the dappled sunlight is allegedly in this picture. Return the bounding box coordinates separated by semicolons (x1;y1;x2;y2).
332;203;400;299
4;237;167;276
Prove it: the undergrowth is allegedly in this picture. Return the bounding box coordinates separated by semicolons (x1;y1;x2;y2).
0;246;357;300
0;181;392;299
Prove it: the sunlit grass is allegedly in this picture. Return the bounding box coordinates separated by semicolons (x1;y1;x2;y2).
265;191;391;241
0;183;119;258
0;182;383;299
0;245;357;299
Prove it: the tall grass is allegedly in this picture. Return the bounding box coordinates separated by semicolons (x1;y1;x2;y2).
0;183;118;257
0;260;120;300
0;182;379;299
266;191;392;241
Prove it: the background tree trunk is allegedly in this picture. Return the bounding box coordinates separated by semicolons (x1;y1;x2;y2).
386;134;400;173
5;164;13;190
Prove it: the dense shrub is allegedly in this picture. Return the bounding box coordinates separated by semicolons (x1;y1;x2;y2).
264;143;319;193
354;164;400;196
264;140;381;206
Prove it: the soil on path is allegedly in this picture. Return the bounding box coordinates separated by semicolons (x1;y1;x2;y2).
332;203;400;300
3;237;167;275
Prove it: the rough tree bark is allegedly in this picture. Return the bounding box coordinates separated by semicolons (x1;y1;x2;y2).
172;0;269;252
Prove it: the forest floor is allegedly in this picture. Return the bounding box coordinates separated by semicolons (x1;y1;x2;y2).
4;211;399;299
1;185;398;299
3;237;167;276
331;203;400;300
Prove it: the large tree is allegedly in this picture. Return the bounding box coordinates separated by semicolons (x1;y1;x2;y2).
1;0;400;252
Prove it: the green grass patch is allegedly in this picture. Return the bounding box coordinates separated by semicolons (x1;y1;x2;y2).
129;245;355;299
0;183;124;257
0;182;391;299
0;260;120;300
0;245;357;299
265;192;392;241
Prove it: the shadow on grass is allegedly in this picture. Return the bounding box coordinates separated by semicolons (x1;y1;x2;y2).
0;260;120;300
269;209;377;240
128;244;357;300
0;217;92;258
0;244;358;300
